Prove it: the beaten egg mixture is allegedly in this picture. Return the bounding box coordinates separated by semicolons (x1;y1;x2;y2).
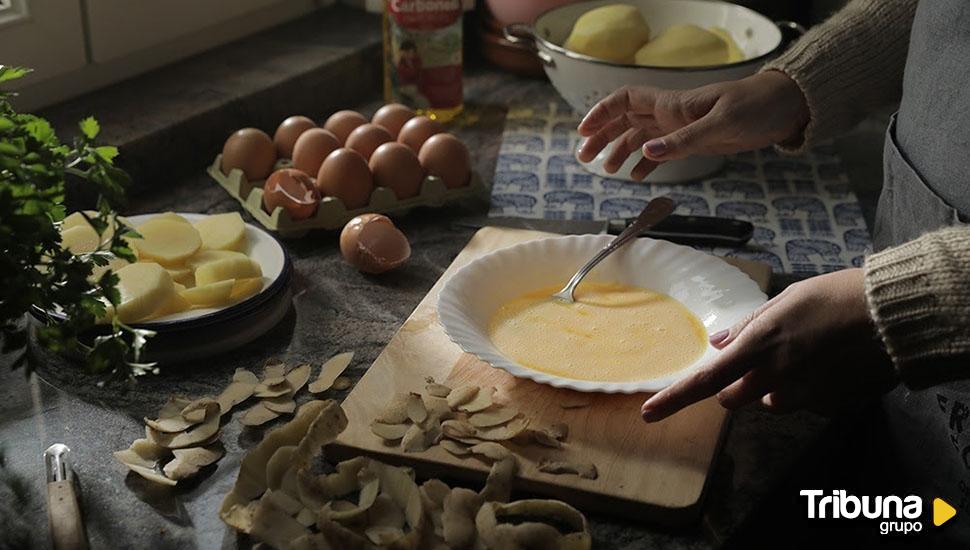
488;282;707;382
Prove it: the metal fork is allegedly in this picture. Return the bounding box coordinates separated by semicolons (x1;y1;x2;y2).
552;196;676;303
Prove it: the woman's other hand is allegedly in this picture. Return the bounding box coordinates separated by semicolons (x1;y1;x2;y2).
576;71;810;180
641;268;897;421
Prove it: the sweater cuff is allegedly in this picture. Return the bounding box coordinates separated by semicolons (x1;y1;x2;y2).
864;228;970;389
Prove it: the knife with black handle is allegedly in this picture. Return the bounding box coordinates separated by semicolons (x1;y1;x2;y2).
456;215;754;247
608;215;754;247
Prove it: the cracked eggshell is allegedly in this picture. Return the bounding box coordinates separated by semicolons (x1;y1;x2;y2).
263;168;319;221
339;214;411;274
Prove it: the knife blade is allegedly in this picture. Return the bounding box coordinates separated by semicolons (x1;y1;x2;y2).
455;215;753;247
45;444;89;550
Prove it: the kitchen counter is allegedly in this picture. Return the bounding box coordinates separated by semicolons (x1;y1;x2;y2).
0;65;886;548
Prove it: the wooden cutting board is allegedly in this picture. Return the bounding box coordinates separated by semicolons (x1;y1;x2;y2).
330;227;771;525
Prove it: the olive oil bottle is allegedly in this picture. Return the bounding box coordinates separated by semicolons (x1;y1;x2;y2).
382;0;463;122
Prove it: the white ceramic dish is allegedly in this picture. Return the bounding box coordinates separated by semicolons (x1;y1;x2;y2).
505;0;801;182
437;234;767;393
124;212;287;324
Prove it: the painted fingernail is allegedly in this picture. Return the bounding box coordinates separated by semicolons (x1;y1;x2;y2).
709;330;729;345
644;139;667;157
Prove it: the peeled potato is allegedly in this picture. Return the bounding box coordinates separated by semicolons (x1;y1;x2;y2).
709;27;744;62
115;263;176;323
133;218;202;265
564;5;651;63
179;279;234;307
230;277;264;302
61;225;101;254
195;257;262;287
635;24;732;67
153;291;192;318
63;210;128;242
186;249;248;270
89;257;130;284
154;212;191;225
166;266;195;287
194;212;246;251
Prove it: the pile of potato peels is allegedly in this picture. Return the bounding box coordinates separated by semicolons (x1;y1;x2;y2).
220;400;592;549
371;377;598;480
114;354;355;486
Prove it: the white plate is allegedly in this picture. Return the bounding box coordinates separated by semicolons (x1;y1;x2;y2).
122;212;287;325
437;234;767;393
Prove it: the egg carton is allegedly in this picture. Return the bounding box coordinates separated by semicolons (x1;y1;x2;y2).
207;155;485;238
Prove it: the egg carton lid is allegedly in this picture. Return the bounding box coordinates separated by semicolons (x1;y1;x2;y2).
207;155;485;238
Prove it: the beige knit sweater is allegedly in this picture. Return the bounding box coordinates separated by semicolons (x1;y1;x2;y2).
764;0;970;389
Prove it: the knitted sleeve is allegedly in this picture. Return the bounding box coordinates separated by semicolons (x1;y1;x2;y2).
761;0;918;153
864;227;970;389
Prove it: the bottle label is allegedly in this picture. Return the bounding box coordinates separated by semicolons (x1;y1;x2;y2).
386;0;462;110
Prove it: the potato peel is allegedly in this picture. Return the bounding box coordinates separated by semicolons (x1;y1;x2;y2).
240;401;282;427
480;456;517;504
308;351;354;393
458;386;495;413
163;442;225;480
537;458;598;480
405;392;428;424
217;369;258;416
446;385;478;410
442;488;483;549
263;395;297;414
371;421;410;441
468;407;518;428
148;401;221;449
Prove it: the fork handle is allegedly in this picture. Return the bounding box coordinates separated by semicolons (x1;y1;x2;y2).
561;197;676;292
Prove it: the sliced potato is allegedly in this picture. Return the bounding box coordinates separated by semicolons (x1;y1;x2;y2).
89;256;130;284
114;263;176;323
154;212;191;225
152;291;192;318
61;225;101;254
63;211;93;231
230;277;264;302
195;257;262;286
133;218;202;265
186;249;248;270
166;266;195;287
195;212;246;251
179;279;234;307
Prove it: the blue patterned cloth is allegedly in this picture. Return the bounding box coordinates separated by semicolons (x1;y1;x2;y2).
490;100;872;276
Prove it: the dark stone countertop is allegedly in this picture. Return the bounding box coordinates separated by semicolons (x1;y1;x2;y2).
0;65;888;549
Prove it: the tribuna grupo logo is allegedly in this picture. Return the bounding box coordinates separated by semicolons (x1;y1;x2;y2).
800;490;957;535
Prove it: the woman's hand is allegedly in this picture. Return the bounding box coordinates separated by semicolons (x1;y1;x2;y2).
641;268;897;421
576;70;810;180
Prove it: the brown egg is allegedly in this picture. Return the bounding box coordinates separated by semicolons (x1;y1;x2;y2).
221;128;277;181
340;214;411;274
263;168;320;220
397;115;443;152
315;148;374;210
324;110;368;144
273;115;316;158
418;133;471;189
345;123;393;161
372;103;416;138
292;128;340;177
369;142;424;199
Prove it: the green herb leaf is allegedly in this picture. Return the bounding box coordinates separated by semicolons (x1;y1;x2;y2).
79;116;100;139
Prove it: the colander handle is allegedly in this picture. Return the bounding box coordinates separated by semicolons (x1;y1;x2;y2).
774;20;807;47
503;23;555;68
